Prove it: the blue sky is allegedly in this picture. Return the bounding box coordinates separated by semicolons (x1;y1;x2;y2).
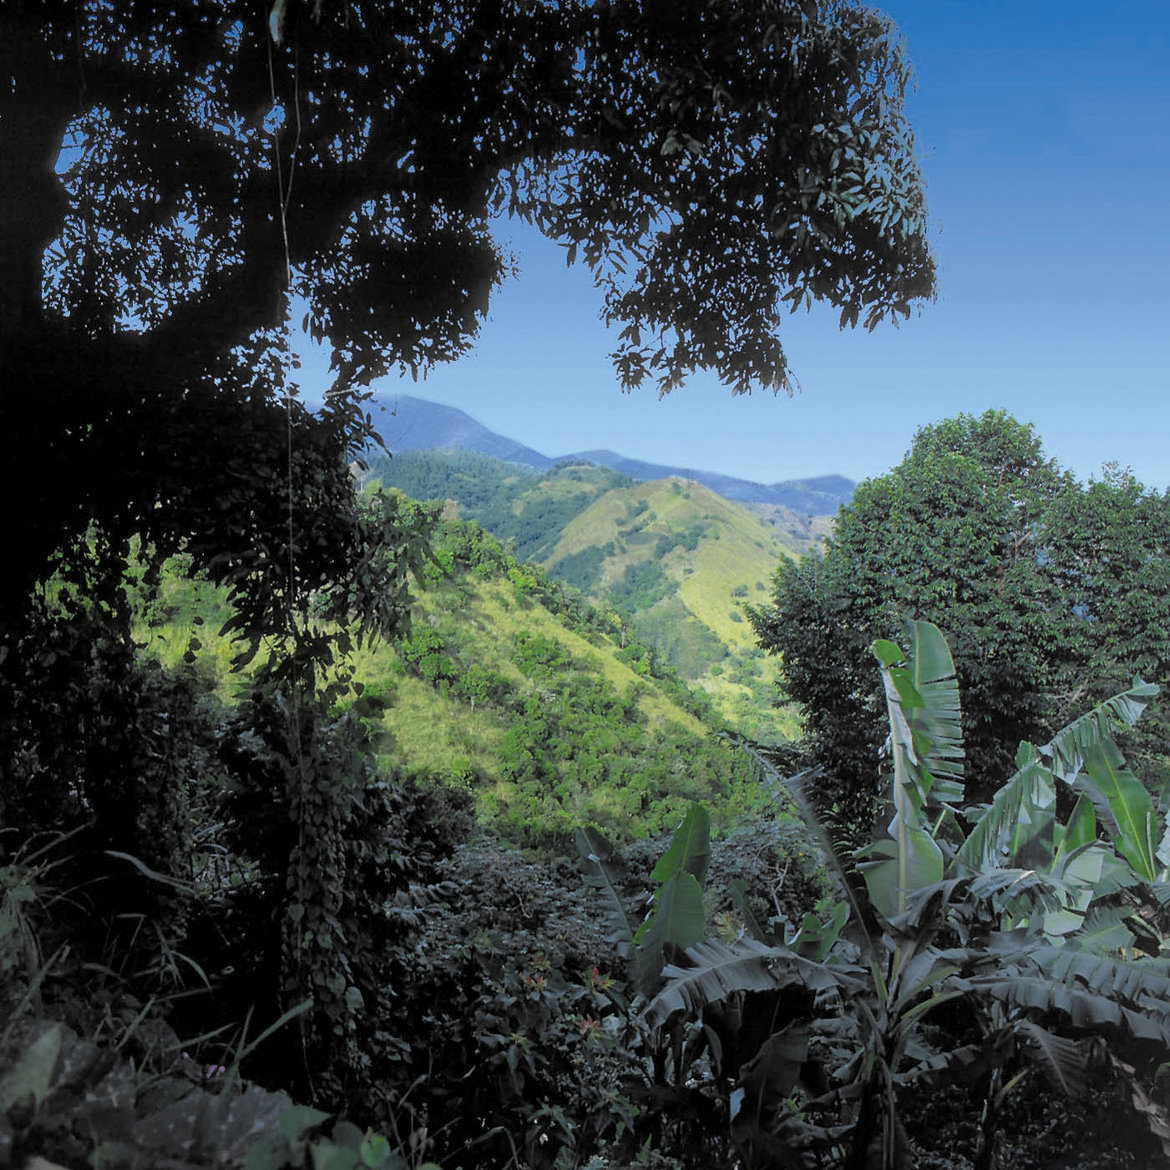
302;0;1170;491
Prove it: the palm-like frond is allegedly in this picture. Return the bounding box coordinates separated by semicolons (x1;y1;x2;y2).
968;945;1170;1045
1042;680;1159;784
575;826;637;949
957;746;1055;874
874;620;965;813
969;973;1170;1044
902;619;965;805
644;937;864;1029
966;865;1073;919
899;1041;999;1090
1060;905;1135;954
1015;1020;1095;1098
1037;947;1170;1010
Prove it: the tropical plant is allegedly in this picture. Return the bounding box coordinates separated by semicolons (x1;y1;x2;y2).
751;412;1170;834
642;621;1170;1169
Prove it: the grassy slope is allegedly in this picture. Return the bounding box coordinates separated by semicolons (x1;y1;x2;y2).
366;451;811;743
135;534;763;845
356;573;723;837
351;574;707;767
545;477;802;741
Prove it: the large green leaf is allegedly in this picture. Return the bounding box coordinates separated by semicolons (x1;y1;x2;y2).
875;625;965;812
966;868;1072;920
632;868;708;994
1039;947;1170;1009
1081;740;1159;882
970;947;1170;1046
859;830;943;922
1043;681;1160;784
0;1022;61;1113
650;803;710;885
1053;794;1097;864
645;872;706;949
871;621;963;917
633;804;711;972
1069;905;1136;954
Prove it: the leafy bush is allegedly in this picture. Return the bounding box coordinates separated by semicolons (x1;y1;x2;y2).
513;630;572;678
397;624;458;690
642;623;1170;1169
609;560;678;615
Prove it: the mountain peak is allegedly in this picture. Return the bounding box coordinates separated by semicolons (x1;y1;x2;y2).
367;393;851;515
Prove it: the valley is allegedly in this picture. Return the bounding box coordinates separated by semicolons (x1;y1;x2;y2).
362;441;826;743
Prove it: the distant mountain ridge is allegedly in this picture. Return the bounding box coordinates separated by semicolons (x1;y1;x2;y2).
367;394;852;515
367;395;555;470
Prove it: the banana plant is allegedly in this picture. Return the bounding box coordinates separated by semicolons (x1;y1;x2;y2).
859;621;966;919
642;620;1170;1169
576;802;710;999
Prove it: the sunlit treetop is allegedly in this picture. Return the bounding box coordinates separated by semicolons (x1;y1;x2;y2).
5;0;935;396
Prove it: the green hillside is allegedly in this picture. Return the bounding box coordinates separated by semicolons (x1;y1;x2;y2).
545;477;802;742
366;449;808;743
362;448;631;560
743;500;838;557
137;514;769;846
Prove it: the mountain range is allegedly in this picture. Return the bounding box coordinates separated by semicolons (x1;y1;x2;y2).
365;394;853;515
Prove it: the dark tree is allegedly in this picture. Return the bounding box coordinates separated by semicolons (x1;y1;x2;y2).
0;2;939;1123
751;411;1170;832
2;0;935;630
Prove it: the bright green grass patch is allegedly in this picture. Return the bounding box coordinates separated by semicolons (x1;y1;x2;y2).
132;522;776;846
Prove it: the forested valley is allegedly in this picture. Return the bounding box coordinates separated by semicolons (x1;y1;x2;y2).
5;4;1170;1170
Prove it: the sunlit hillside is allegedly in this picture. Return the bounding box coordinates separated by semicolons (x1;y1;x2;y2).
136;519;770;845
545;476;803;742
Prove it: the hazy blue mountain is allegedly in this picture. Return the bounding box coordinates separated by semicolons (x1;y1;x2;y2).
563;450;853;512
369;394;555;469
367;393;852;514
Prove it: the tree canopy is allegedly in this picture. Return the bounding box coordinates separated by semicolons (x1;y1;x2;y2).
2;0;935;634
751;411;1170;831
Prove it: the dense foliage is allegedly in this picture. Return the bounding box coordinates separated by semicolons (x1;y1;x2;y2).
4;0;935;632
366;449;634;562
751;410;1170;832
15;5;1169;1168
641;623;1170;1169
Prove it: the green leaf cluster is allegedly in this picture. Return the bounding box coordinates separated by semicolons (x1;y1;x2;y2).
640;621;1170;1170
753;411;1170;833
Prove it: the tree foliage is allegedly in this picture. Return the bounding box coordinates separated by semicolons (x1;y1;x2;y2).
751;411;1170;831
3;0;934;633
0;4;939;1161
640;624;1170;1170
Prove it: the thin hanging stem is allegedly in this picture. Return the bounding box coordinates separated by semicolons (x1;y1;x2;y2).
266;20;314;1099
